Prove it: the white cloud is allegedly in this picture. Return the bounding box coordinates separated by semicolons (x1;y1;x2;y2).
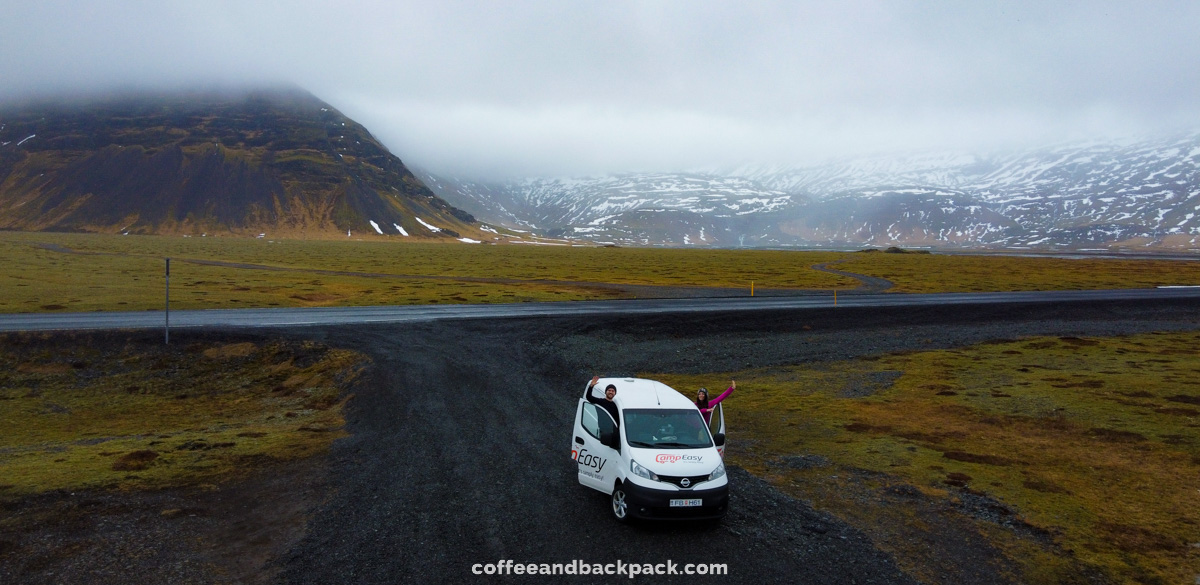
3;0;1199;177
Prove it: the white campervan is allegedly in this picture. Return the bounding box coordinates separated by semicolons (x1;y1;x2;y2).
571;377;728;521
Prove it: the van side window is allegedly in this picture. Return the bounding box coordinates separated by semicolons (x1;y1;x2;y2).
581;403;618;441
581;403;601;439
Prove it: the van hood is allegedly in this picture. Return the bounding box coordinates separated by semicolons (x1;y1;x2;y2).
631;447;720;476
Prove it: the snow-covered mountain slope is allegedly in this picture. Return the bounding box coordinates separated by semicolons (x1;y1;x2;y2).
970;136;1200;245
416;132;1200;249
727;151;989;197
418;172;799;242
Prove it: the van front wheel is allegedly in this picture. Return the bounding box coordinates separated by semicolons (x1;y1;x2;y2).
611;483;631;523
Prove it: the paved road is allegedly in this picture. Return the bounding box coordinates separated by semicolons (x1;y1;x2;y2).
4;287;1200;332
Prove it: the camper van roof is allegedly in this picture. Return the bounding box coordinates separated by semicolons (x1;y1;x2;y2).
595;377;694;411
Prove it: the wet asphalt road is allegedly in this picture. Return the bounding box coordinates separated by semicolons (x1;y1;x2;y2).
2;287;1200;333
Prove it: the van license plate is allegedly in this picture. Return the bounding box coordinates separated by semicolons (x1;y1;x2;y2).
669;498;702;507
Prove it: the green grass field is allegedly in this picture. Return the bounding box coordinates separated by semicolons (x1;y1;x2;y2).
2;231;1200;313
652;331;1200;585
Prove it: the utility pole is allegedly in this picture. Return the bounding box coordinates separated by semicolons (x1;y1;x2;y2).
165;258;170;345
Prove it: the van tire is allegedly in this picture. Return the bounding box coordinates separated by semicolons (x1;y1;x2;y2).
611;482;631;523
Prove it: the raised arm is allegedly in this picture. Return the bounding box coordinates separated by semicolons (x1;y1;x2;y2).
585;375;602;402
709;380;736;406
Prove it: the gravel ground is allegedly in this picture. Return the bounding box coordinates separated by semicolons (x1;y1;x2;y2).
275;320;916;585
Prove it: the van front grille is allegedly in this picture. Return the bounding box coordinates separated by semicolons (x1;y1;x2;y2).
657;474;709;489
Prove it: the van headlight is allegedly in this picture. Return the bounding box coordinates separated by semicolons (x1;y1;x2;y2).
631;460;659;481
708;462;726;482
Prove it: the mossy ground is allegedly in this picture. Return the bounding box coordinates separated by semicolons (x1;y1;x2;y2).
838;251;1200;293
0;332;365;495
651;331;1200;585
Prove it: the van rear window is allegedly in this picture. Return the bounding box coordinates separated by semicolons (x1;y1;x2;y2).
623;409;712;449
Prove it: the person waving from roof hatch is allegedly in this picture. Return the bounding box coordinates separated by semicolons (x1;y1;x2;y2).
696;380;735;424
586;375;620;428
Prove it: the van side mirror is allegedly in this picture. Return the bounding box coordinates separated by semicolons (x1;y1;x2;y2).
713;433;725;447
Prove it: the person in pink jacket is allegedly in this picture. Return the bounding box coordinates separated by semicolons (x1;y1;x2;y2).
696;380;735;424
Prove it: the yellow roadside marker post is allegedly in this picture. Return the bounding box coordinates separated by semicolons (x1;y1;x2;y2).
751;281;754;296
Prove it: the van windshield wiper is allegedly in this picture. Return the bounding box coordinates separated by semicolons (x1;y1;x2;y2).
628;441;656;448
654;442;695;448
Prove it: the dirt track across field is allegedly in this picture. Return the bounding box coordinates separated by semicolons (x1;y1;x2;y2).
812;260;895;292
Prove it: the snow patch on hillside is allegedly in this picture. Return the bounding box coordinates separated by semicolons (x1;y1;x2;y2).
415;217;442;232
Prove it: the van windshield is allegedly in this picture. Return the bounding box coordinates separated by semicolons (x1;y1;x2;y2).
623;409;713;449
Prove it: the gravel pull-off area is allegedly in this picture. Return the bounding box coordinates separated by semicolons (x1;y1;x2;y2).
276;296;1200;584
276;321;916;585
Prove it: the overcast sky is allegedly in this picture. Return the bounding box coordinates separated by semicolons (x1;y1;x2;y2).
3;1;1199;178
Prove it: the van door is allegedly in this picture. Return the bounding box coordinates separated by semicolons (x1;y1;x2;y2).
573;401;620;492
572;398;586;462
708;402;727;458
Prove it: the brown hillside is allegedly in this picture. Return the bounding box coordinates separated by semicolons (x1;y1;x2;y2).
0;88;476;239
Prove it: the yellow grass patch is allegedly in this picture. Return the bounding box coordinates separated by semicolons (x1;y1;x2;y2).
201;342;257;359
650;331;1200;585
3;232;1199;314
0;231;854;312
0;333;366;495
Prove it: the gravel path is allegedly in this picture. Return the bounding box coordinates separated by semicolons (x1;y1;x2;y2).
811;260;895;292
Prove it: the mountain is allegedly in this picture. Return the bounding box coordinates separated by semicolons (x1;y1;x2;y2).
417;133;1200;249
0;88;478;240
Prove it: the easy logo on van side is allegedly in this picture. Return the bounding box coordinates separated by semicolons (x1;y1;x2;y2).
655;454;703;464
574;449;607;472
